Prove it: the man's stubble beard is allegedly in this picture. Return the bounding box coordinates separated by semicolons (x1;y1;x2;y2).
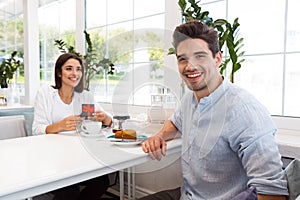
184;76;208;92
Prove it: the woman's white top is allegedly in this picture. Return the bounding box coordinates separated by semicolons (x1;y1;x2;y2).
32;84;104;135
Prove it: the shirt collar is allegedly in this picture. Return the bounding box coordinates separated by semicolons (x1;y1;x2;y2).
192;77;230;106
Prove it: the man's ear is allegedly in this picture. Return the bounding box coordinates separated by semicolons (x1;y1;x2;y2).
215;51;223;68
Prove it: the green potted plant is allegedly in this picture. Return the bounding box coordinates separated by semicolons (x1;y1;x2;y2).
0;51;23;88
170;0;245;83
54;31;114;91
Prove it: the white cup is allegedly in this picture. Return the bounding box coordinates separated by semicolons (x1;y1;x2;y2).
80;120;102;135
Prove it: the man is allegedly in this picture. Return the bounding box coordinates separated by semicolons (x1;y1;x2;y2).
141;21;288;200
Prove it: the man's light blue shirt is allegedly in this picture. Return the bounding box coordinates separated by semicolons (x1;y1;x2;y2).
169;79;288;199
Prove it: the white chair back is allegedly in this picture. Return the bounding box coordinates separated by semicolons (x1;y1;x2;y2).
0;115;27;140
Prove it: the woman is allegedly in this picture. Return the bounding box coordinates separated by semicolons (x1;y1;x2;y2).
32;53;111;200
33;53;112;134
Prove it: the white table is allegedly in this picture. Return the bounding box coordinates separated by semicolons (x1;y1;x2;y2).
0;133;181;200
276;129;300;159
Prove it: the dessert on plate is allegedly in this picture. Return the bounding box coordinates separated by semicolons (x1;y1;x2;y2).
114;129;136;140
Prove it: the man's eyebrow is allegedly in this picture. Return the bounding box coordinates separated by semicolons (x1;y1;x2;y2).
176;51;207;59
176;54;185;59
194;51;208;55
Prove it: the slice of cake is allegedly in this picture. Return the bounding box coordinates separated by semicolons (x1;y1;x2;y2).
115;129;136;140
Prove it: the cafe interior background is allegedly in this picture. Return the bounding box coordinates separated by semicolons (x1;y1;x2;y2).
0;0;300;198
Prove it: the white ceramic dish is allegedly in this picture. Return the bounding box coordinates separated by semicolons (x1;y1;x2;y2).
107;134;147;146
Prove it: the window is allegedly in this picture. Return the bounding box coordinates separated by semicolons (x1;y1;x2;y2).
86;0;169;106
0;0;24;104
201;0;300;118
39;0;76;84
1;0;299;120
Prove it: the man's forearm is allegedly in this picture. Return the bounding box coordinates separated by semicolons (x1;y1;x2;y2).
157;120;180;141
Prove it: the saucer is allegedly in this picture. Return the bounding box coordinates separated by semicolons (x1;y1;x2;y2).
107;134;148;146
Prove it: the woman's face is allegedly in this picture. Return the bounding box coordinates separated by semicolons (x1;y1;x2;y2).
60;58;82;89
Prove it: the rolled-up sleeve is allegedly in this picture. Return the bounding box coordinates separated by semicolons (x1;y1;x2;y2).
228;101;288;196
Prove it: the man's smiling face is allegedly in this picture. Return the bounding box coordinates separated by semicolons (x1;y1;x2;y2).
176;38;222;94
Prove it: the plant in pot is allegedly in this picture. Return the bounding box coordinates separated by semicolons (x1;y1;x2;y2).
0;51;23;88
54;31;114;91
0;51;23;106
170;0;245;83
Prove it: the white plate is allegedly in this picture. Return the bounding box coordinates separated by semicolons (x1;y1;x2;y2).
107;134;147;146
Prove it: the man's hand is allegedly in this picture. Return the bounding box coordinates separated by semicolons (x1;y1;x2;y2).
142;135;167;160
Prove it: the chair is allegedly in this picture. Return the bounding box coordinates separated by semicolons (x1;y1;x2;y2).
0;106;34;136
285;159;300;200
0;115;30;200
0;115;27;140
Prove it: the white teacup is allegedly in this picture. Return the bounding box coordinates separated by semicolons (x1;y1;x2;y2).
80;120;102;135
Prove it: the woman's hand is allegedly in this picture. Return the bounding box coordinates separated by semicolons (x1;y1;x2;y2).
93;110;112;126
46;115;82;134
142;134;167;160
60;115;82;131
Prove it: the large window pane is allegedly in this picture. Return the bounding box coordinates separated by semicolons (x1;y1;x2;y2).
86;0;106;28
88;22;134;103
59;0;75;32
107;0;133;24
134;0;165;18
235;55;283;115
284;54;300;116
286;0;300;52
39;0;76;84
39;2;60;32
0;0;24;104
200;1;226;21
39;0;75;34
108;21;134;64
134;14;164;30
87;0;166;106
228;0;285;54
